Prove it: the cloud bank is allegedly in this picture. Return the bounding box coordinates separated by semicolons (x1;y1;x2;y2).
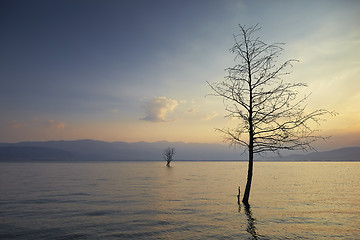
141;96;179;122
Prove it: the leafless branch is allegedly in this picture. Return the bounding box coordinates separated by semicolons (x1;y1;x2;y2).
209;25;333;156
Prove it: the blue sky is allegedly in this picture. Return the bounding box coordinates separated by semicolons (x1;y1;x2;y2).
1;0;360;150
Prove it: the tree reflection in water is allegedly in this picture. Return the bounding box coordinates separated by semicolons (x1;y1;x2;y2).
239;205;259;240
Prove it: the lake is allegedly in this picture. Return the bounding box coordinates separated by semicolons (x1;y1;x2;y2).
0;162;359;239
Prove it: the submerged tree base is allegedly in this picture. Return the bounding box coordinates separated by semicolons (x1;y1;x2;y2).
242;199;250;207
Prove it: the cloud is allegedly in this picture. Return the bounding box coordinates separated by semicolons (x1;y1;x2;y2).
202;112;218;121
141;96;179;122
9;120;23;129
32;119;66;130
48;119;66;130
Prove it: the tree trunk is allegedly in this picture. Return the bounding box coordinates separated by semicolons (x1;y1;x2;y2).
243;123;254;206
242;149;253;206
242;50;254;206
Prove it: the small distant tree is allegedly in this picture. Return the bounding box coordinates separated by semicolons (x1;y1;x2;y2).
208;25;332;206
163;147;175;167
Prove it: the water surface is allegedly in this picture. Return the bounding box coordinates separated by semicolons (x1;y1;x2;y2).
1;162;359;239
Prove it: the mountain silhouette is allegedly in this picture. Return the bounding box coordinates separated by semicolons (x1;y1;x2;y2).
0;140;358;162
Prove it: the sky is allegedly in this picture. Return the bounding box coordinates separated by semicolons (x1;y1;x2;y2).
1;0;360;151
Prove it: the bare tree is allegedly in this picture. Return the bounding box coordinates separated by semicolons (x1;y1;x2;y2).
163;147;175;167
208;25;332;206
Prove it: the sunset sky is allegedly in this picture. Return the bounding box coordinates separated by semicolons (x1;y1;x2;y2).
1;0;360;151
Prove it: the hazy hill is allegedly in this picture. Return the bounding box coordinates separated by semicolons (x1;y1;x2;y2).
0;140;359;161
282;147;360;161
0;140;243;161
0;146;78;161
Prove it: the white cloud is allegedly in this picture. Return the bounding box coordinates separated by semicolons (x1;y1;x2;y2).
141;96;179;122
202;111;218;121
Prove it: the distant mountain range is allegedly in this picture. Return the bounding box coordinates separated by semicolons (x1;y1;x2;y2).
0;140;242;161
0;139;359;162
278;147;360;161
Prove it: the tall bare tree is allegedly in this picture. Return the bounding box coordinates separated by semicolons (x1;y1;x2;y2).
209;25;332;206
163;147;175;167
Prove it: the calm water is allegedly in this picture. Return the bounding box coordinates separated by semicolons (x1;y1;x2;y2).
0;162;359;239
